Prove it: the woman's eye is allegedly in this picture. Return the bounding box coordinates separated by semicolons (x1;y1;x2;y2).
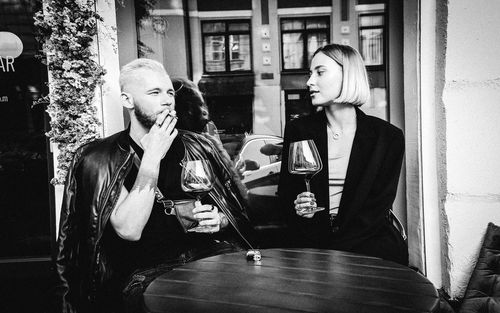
318;71;325;76
150;91;159;95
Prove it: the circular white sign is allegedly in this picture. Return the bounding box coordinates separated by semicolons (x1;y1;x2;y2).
0;32;24;58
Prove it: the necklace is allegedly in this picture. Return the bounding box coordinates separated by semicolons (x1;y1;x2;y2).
327;124;342;140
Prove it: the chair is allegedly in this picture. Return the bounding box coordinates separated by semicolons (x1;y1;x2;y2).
458;222;500;313
439;222;500;312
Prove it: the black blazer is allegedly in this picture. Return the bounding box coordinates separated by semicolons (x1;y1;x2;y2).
278;108;408;265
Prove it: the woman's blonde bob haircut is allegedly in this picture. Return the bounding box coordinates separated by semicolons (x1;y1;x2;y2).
313;44;370;106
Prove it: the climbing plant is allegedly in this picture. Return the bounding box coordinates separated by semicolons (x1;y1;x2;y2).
34;0;105;184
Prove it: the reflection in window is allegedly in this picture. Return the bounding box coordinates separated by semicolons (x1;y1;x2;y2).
359;14;384;66
204;35;226;72
281;16;330;70
202;20;252;73
307;32;328;64
230;34;251;71
283;33;303;69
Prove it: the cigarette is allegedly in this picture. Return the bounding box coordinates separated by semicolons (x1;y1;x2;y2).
166;111;177;119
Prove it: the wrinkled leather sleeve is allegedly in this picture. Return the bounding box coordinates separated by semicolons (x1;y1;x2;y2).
52;148;84;313
180;130;256;246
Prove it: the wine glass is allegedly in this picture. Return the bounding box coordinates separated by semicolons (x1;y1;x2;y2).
288;140;325;213
181;159;215;232
180;159;214;201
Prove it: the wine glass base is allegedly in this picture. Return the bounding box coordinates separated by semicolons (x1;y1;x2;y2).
187;225;213;233
304;207;325;214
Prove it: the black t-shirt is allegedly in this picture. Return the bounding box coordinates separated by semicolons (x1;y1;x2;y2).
102;135;223;280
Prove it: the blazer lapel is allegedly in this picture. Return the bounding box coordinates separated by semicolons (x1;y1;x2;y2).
337;108;377;220
313;112;329;212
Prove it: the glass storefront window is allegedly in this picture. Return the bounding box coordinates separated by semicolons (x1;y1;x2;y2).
307;32;328;64
229;34;251;71
358;13;387;120
359;15;384;27
360;28;383;65
206;95;253;134
0;0;51;259
202;22;226;33
228;22;250;32
281;16;330;70
281;19;304;31
204;35;226;72
202;20;252;73
359;13;384;67
282;33;304;70
306;18;329;29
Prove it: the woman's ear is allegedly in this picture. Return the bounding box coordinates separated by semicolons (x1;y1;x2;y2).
121;92;134;109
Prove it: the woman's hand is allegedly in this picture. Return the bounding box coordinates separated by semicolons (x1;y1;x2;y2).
190;201;226;233
294;192;318;218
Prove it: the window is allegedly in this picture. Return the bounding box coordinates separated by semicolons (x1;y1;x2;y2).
205;95;253;134
202;20;252;73
284;90;314;122
281;16;330;71
359;13;385;67
0;0;51;259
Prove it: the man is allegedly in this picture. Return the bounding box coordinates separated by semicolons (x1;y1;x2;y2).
53;59;254;313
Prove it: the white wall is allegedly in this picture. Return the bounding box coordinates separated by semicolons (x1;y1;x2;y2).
420;0;442;288
441;0;500;298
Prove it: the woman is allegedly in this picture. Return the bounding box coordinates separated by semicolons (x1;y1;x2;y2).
171;77;211;134
278;44;408;265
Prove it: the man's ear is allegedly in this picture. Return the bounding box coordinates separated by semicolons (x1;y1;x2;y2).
121;92;134;109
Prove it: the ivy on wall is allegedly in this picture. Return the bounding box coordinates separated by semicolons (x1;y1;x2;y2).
34;0;105;185
34;0;161;184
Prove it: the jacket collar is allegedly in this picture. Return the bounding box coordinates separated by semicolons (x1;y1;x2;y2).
353;106;376;138
117;125;132;152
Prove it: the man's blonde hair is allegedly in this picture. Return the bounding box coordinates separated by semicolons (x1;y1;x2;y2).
313;44;370;106
119;58;167;92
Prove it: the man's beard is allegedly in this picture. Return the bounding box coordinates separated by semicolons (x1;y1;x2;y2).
135;106;156;129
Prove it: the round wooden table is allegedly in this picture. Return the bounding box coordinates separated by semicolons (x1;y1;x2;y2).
143;248;439;313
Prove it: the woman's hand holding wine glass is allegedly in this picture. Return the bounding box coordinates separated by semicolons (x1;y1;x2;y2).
288;140;325;218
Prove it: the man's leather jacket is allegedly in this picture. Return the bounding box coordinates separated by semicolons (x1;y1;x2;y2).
53;129;254;313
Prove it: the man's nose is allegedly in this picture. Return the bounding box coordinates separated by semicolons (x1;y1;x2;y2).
161;93;174;106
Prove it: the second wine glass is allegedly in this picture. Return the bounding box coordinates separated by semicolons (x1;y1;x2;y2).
288;139;325;214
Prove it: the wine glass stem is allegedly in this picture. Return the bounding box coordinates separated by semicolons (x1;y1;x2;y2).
305;178;311;193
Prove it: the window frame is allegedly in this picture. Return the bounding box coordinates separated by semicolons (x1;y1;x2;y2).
201;19;253;74
358;12;386;71
280;16;330;72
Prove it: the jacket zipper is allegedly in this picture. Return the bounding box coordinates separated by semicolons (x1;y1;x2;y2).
95;151;133;245
89;152;133;297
